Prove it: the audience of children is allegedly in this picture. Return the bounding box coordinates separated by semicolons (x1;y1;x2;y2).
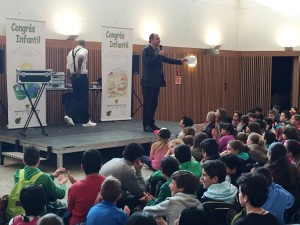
4;105;300;225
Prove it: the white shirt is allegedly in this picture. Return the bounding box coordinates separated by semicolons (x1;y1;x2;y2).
66;46;88;74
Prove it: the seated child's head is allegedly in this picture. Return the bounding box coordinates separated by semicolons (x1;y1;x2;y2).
23;146;40;166
183;127;195;137
174;144;191;164
170;170;199;195
100;176;121;203
123;143;144;162
154;127;171;140
199;138;219;159
168;139;184;155
21;185;47;216
38;213;63;225
254;167;272;187
82;149;102;175
161;156;179;178
219;154;243;176
179;116;194;129
236;132;248;144
177;207;210;225
182;135;194;147
125;212;157;225
201;160;227;189
236;173;269;208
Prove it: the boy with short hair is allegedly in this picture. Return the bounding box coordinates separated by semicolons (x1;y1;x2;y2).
142;156;179;206
67;149;106;225
178;116;194;139
219;154;243;188
200;160;237;203
174;144;202;178
100;143;145;209
6;146;67;220
86;176;130;225
143;170;202;225
233;173;280;225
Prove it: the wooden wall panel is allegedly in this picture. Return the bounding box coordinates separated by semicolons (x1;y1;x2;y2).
240;56;272;114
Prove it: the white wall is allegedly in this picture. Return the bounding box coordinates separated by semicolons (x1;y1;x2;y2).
1;0;300;51
238;0;300;51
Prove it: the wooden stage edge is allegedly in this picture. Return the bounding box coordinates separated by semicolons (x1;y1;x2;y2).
0;119;180;167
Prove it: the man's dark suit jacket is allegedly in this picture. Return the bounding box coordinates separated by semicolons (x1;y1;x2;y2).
141;44;182;88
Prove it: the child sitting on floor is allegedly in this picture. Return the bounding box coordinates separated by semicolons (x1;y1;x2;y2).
141;128;171;171
87;176;130;225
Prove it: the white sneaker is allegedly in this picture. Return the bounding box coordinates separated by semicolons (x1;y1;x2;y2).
64;116;74;126
82;120;97;127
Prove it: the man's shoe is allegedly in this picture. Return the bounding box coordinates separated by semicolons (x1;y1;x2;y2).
144;125;154;132
82;120;97;127
64;116;74;126
150;124;161;130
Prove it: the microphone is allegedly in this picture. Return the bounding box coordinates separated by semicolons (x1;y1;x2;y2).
159;45;163;50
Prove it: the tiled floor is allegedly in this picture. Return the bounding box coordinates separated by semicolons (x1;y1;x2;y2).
0;152;153;201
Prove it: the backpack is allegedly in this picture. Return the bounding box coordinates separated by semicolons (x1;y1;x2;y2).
6;170;43;220
202;201;241;225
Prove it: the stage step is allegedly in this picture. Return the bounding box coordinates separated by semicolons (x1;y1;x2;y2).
2;152;47;161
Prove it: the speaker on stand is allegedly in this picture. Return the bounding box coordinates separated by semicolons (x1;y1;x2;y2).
131;55;143;117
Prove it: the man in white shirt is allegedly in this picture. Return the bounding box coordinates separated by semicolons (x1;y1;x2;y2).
65;40;96;127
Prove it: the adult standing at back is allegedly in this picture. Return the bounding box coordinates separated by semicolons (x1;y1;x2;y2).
65;40;96;127
141;33;187;132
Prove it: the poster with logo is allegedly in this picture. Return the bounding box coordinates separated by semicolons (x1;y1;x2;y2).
101;26;133;121
6;18;46;129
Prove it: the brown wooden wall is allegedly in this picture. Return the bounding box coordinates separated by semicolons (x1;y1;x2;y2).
240;56;272;115
0;37;299;126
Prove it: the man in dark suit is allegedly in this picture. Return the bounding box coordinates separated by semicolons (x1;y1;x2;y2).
141;33;187;132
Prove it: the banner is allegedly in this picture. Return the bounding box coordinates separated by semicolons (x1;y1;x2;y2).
6;18;46;129
101;26;133;121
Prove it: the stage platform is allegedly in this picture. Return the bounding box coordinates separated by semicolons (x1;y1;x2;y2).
0;119;180;167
